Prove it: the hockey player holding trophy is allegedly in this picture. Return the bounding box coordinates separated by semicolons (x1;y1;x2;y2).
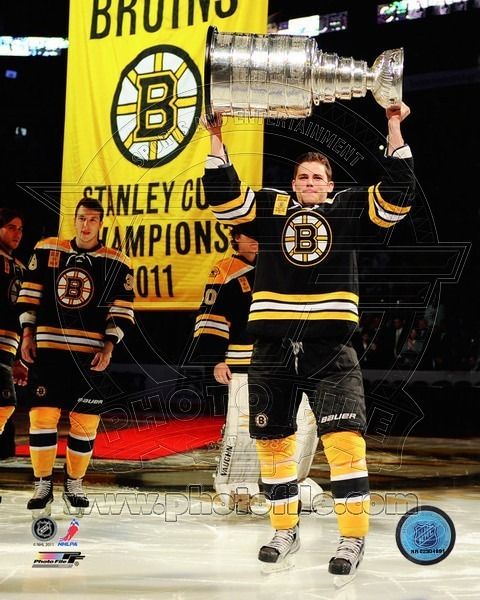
202;103;413;583
202;28;414;583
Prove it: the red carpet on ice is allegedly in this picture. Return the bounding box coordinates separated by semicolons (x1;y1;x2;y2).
15;416;224;461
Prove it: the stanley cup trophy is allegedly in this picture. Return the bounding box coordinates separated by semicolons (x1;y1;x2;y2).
204;26;403;118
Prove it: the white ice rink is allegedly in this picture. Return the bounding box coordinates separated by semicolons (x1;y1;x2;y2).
0;485;479;600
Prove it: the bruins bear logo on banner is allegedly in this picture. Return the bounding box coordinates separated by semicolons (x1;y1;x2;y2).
61;1;267;310
111;45;202;168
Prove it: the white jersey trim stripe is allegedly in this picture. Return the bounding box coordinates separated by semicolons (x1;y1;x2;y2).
36;333;104;348
250;300;358;314
225;351;252;359
18;289;42;299
212;188;255;220
194;320;230;333
373;199;407;222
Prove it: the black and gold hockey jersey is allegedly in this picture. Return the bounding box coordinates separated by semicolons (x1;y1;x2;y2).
203;151;414;341
192;255;255;372
0;247;24;365
17;238;135;355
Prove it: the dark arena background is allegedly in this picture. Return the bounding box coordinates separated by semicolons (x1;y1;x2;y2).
0;1;479;598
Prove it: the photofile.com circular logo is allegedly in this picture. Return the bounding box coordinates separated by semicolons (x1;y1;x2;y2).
396;505;455;565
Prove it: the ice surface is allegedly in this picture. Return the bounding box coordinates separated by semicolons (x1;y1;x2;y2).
0;485;479;600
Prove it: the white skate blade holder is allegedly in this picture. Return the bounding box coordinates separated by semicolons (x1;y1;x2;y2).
30;500;53;520
260;554;296;574
333;570;360;589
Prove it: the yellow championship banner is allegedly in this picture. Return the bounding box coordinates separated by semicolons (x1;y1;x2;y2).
60;0;267;309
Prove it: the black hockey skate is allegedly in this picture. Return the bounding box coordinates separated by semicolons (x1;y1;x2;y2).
329;536;365;586
258;525;300;573
63;470;89;517
27;476;54;518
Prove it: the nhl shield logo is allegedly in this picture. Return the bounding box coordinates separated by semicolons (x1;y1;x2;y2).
32;517;57;542
413;521;440;548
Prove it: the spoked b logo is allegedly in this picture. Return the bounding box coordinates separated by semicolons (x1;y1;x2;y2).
111;45;202;168
282;211;332;266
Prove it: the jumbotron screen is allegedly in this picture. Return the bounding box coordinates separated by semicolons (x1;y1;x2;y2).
377;0;468;24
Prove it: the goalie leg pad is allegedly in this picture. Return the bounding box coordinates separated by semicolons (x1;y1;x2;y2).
295;394;319;482
214;373;260;496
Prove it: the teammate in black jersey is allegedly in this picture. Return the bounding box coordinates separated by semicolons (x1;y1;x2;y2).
202;103;414;579
190;225;260;510
18;198;135;518
0;208;27;469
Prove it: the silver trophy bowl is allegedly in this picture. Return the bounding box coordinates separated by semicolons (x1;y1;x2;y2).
204;26;403;118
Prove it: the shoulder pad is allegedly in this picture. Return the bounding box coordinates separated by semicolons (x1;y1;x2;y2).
207;257;252;285
35;237;72;252
94;246;132;268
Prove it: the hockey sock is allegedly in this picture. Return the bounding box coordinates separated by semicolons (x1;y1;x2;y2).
256;435;299;530
29;407;61;478
66;412;100;479
0;405;15;434
322;431;370;537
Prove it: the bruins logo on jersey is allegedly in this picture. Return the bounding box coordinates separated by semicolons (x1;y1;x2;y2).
281;210;332;266
56;268;94;308
8;277;22;305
